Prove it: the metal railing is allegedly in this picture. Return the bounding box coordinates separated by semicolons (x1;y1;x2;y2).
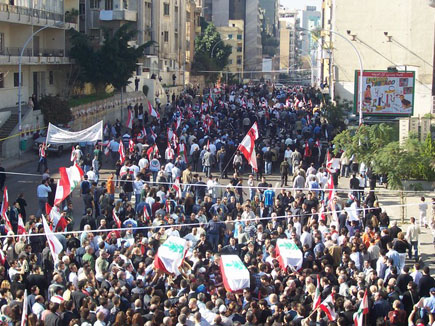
0;4;64;22
0;47;63;57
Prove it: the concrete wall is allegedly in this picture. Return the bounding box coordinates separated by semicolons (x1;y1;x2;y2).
333;0;435;116
0;111;11;129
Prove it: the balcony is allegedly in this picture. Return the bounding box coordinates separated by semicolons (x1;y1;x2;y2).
0;47;69;65
99;9;137;22
0;3;64;26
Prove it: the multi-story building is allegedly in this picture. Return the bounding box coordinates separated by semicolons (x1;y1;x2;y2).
278;7;298;74
208;0;262;76
0;0;78;109
326;0;434;116
259;0;278;38
216;19;244;80
80;0;195;87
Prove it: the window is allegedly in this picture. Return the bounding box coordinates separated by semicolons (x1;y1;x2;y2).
14;72;22;87
237;34;242;40
0;73;4;88
228;34;233;39
164;31;169;42
0;33;4;54
105;0;113;10
90;0;99;9
237;56;242;65
237;46;242;52
49;71;54;85
228;59;232;65
163;3;169;15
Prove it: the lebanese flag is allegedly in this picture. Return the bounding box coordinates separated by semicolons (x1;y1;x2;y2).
319;294;336;321
144;206;151;221
1;187;9;225
172;177;182;198
126;109;133;129
129;139;135;153
167;128;174;142
49;205;62;230
175;115;182;130
104;141;110;156
207;95;213;108
166;142;175;160
238;122;259;172
147;144;160;160
70;146;75;162
165;199;171;214
148;101;160;119
353;289;369;326
20;289;28;326
313;274;321;310
46;202;52;215
50;295;65;304
54;164;84;206
220;255;250;293
42;214;63;264
327;174;336;202
275;238;303;271
17;214;26;235
177;143;187;163
112;208;122;228
0;250;6;265
118;141;126;163
154;236;188;275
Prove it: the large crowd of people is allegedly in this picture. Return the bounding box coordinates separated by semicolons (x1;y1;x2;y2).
1;83;435;326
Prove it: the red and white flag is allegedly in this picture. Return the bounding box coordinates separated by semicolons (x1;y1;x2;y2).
148;102;160;119
42;214;63;264
104;141;110;156
1;187;9;226
304;141;311;158
327;174;336;202
0;250;6;265
166;142;175;161
220;255;250;293
17;214;26;235
154;236;188;275
172;178;182;198
177;143;187;163
20;289;28;326
319;293;336;321
70;146;75;162
126;109;133;129
147;144;160;160
54;164;84;206
144;206;151;221
238;122;259;172
175;115;182;130
353;290;369;326
129;139;135;153
112;208;122;228
313;274;321;310
118;141;126;164
207;95;214;108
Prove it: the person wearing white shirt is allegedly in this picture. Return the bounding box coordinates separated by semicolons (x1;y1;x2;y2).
209;142;216;155
300;226;313;249
138;156;149;170
410;263;423;284
406;216;420;261
419;196;428;228
172;165;181;180
87;168;98;183
130;164;139;178
165;162;174;183
190;142;199;155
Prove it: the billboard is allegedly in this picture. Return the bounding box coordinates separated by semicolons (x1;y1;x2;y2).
354;71;415;116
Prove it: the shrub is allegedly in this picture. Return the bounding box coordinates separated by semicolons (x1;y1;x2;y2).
39;96;73;126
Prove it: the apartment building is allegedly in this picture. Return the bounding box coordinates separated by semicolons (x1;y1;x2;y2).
278;8;298;73
0;0;78;109
216;19;244;79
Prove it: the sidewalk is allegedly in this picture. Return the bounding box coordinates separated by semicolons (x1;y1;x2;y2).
1;151;36;171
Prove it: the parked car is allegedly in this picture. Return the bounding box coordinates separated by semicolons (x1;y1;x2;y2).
33;131;74;156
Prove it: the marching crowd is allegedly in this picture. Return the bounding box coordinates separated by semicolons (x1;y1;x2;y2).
1;83;435;326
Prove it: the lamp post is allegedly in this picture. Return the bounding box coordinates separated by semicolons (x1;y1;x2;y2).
299;28;364;126
18;22;64;140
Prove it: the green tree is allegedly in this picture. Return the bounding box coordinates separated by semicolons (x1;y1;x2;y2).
192;23;232;84
39;96;73;125
69;24;154;92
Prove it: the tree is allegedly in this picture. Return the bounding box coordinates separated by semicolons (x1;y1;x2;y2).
192;23;232;84
333;124;435;189
69;24;155;92
39;96;72;125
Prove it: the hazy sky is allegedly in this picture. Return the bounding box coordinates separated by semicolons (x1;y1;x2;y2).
280;0;322;11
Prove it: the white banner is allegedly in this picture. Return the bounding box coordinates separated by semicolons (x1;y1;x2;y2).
220;255;250;292
46;121;103;144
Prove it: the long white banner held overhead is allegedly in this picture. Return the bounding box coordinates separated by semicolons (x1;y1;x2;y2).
46;121;103;144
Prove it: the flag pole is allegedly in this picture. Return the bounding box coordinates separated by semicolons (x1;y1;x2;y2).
222;148;238;177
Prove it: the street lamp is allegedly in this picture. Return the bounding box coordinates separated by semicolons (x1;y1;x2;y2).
210;38;229;58
18;21;64;140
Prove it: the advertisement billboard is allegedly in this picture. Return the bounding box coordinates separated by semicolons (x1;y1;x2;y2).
354;70;415;116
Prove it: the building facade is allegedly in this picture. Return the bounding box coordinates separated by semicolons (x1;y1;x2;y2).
329;0;434;116
278;7;298;74
216;19;244;80
0;0;78;109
